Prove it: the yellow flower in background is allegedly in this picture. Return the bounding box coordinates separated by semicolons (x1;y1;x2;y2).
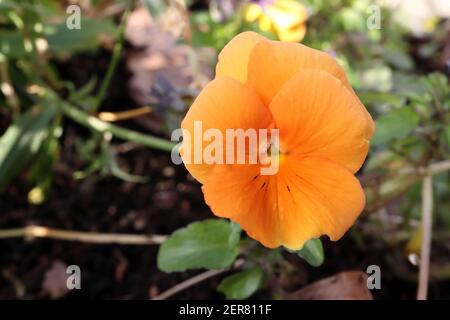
244;0;308;42
423;16;439;33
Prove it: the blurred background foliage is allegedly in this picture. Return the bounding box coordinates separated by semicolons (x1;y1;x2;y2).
0;0;450;299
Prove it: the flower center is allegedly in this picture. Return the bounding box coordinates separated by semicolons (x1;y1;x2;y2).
267;143;286;166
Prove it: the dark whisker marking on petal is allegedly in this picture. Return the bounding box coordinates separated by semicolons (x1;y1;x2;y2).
286;185;291;192
252;175;259;180
260;182;266;190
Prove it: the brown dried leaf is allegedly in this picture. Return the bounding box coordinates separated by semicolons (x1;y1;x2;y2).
125;6;213;107
42;260;69;299
283;271;373;300
125;7;159;48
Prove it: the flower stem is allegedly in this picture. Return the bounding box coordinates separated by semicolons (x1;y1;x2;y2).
0;59;20;118
92;7;130;111
417;175;433;300
60;101;176;152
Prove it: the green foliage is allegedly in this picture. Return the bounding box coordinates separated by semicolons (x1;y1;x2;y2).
157;219;241;272
0;105;56;193
383;47;414;71
372;107;420;146
27;122;61;201
0;19;116;59
45;18;116;56
217;267;264;300
443;125;450;148
297;238;325;267
0;30;27;59
190;10;243;50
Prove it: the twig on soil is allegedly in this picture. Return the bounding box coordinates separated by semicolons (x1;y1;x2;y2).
97;106;152;122
152;260;245;300
417;175;433;300
0;225;167;245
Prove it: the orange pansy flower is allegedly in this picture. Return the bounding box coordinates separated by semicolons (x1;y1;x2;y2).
181;32;375;250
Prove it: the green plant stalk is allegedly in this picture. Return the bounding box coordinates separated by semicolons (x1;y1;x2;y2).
60;101;176;152
92;8;130;111
0;59;20;118
417;175;433;300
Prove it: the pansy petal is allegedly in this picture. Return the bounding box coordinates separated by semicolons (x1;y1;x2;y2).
245;37;375;138
269;70;373;173
181;76;272;183
202;164;282;248
276;155;365;249
215;31;267;83
246;39;350;106
202;155;365;250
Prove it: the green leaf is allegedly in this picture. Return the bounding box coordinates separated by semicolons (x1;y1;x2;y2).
27;123;62;198
372;107;420;146
297;238;324;267
45;18;116;55
442;125;450;148
0;106;56;193
67;77;97;103
157;219;241;272
218;267;264;300
0;30;26;59
107;147;149;183
358;92;404;108
383;48;414;71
